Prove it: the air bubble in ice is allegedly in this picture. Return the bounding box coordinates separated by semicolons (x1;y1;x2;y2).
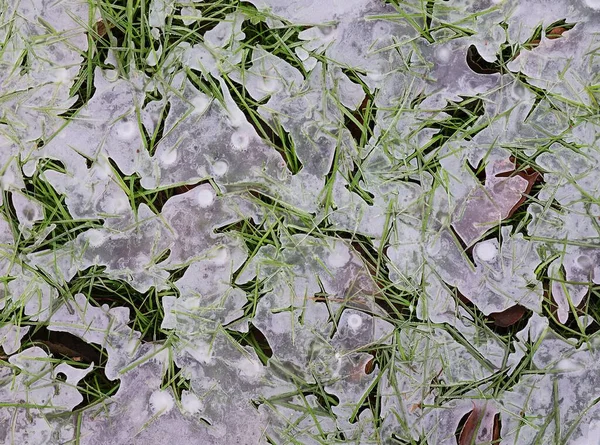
511;82;528;100
554;358;582;372
181;391;203;414
237;356;263;378
231;130;250;150
260;74;278;93
347;314;363;330
327;242;351;268
212;160;228;176
476;241;498;262
295;47;309;61
149;390;174;415
197;188;214;207
318;25;336;37
576;255;593;270
115;121;138;141
93;159;112;180
435;47;452;63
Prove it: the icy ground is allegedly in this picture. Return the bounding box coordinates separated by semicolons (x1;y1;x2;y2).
1;0;600;443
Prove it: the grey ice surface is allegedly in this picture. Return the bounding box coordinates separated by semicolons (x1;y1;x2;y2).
1;0;600;443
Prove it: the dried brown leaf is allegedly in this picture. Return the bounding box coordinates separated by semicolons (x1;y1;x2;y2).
93;20;113;39
488;304;527;327
458;402;500;445
459;404;480;445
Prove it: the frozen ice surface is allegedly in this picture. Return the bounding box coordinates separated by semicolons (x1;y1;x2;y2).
452;158;531;246
2;0;600;443
0;323;30;355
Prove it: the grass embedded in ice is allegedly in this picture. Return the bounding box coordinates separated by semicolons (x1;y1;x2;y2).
1;0;600;444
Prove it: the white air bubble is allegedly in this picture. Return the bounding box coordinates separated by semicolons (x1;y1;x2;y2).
123;338;139;355
435;47;452;63
577;255;593;270
347;314;363;330
160;149;177;165
115;121;137;141
327;242;351;268
212;160;228;176
508;79;530;101
181;391;203;414
476;241;498;262
182;297;201;311
185;342;213;364
231;130;250;150
197;188;214;207
304;57;318;71
105;69;119;81
149;390;174;415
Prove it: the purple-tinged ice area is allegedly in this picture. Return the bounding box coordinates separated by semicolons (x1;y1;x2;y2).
1;0;600;443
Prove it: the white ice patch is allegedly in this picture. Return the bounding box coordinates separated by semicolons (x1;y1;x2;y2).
435;46;453;63
475;240;498;262
327;241;351;268
230;128;252;150
181;391;204;414
196;187;215;207
102;193;130;214
212;160;229;176
115;120;138;141
347;313;363;331
554;358;584;373
53;68;71;83
180;6;202;26
149;389;175;415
